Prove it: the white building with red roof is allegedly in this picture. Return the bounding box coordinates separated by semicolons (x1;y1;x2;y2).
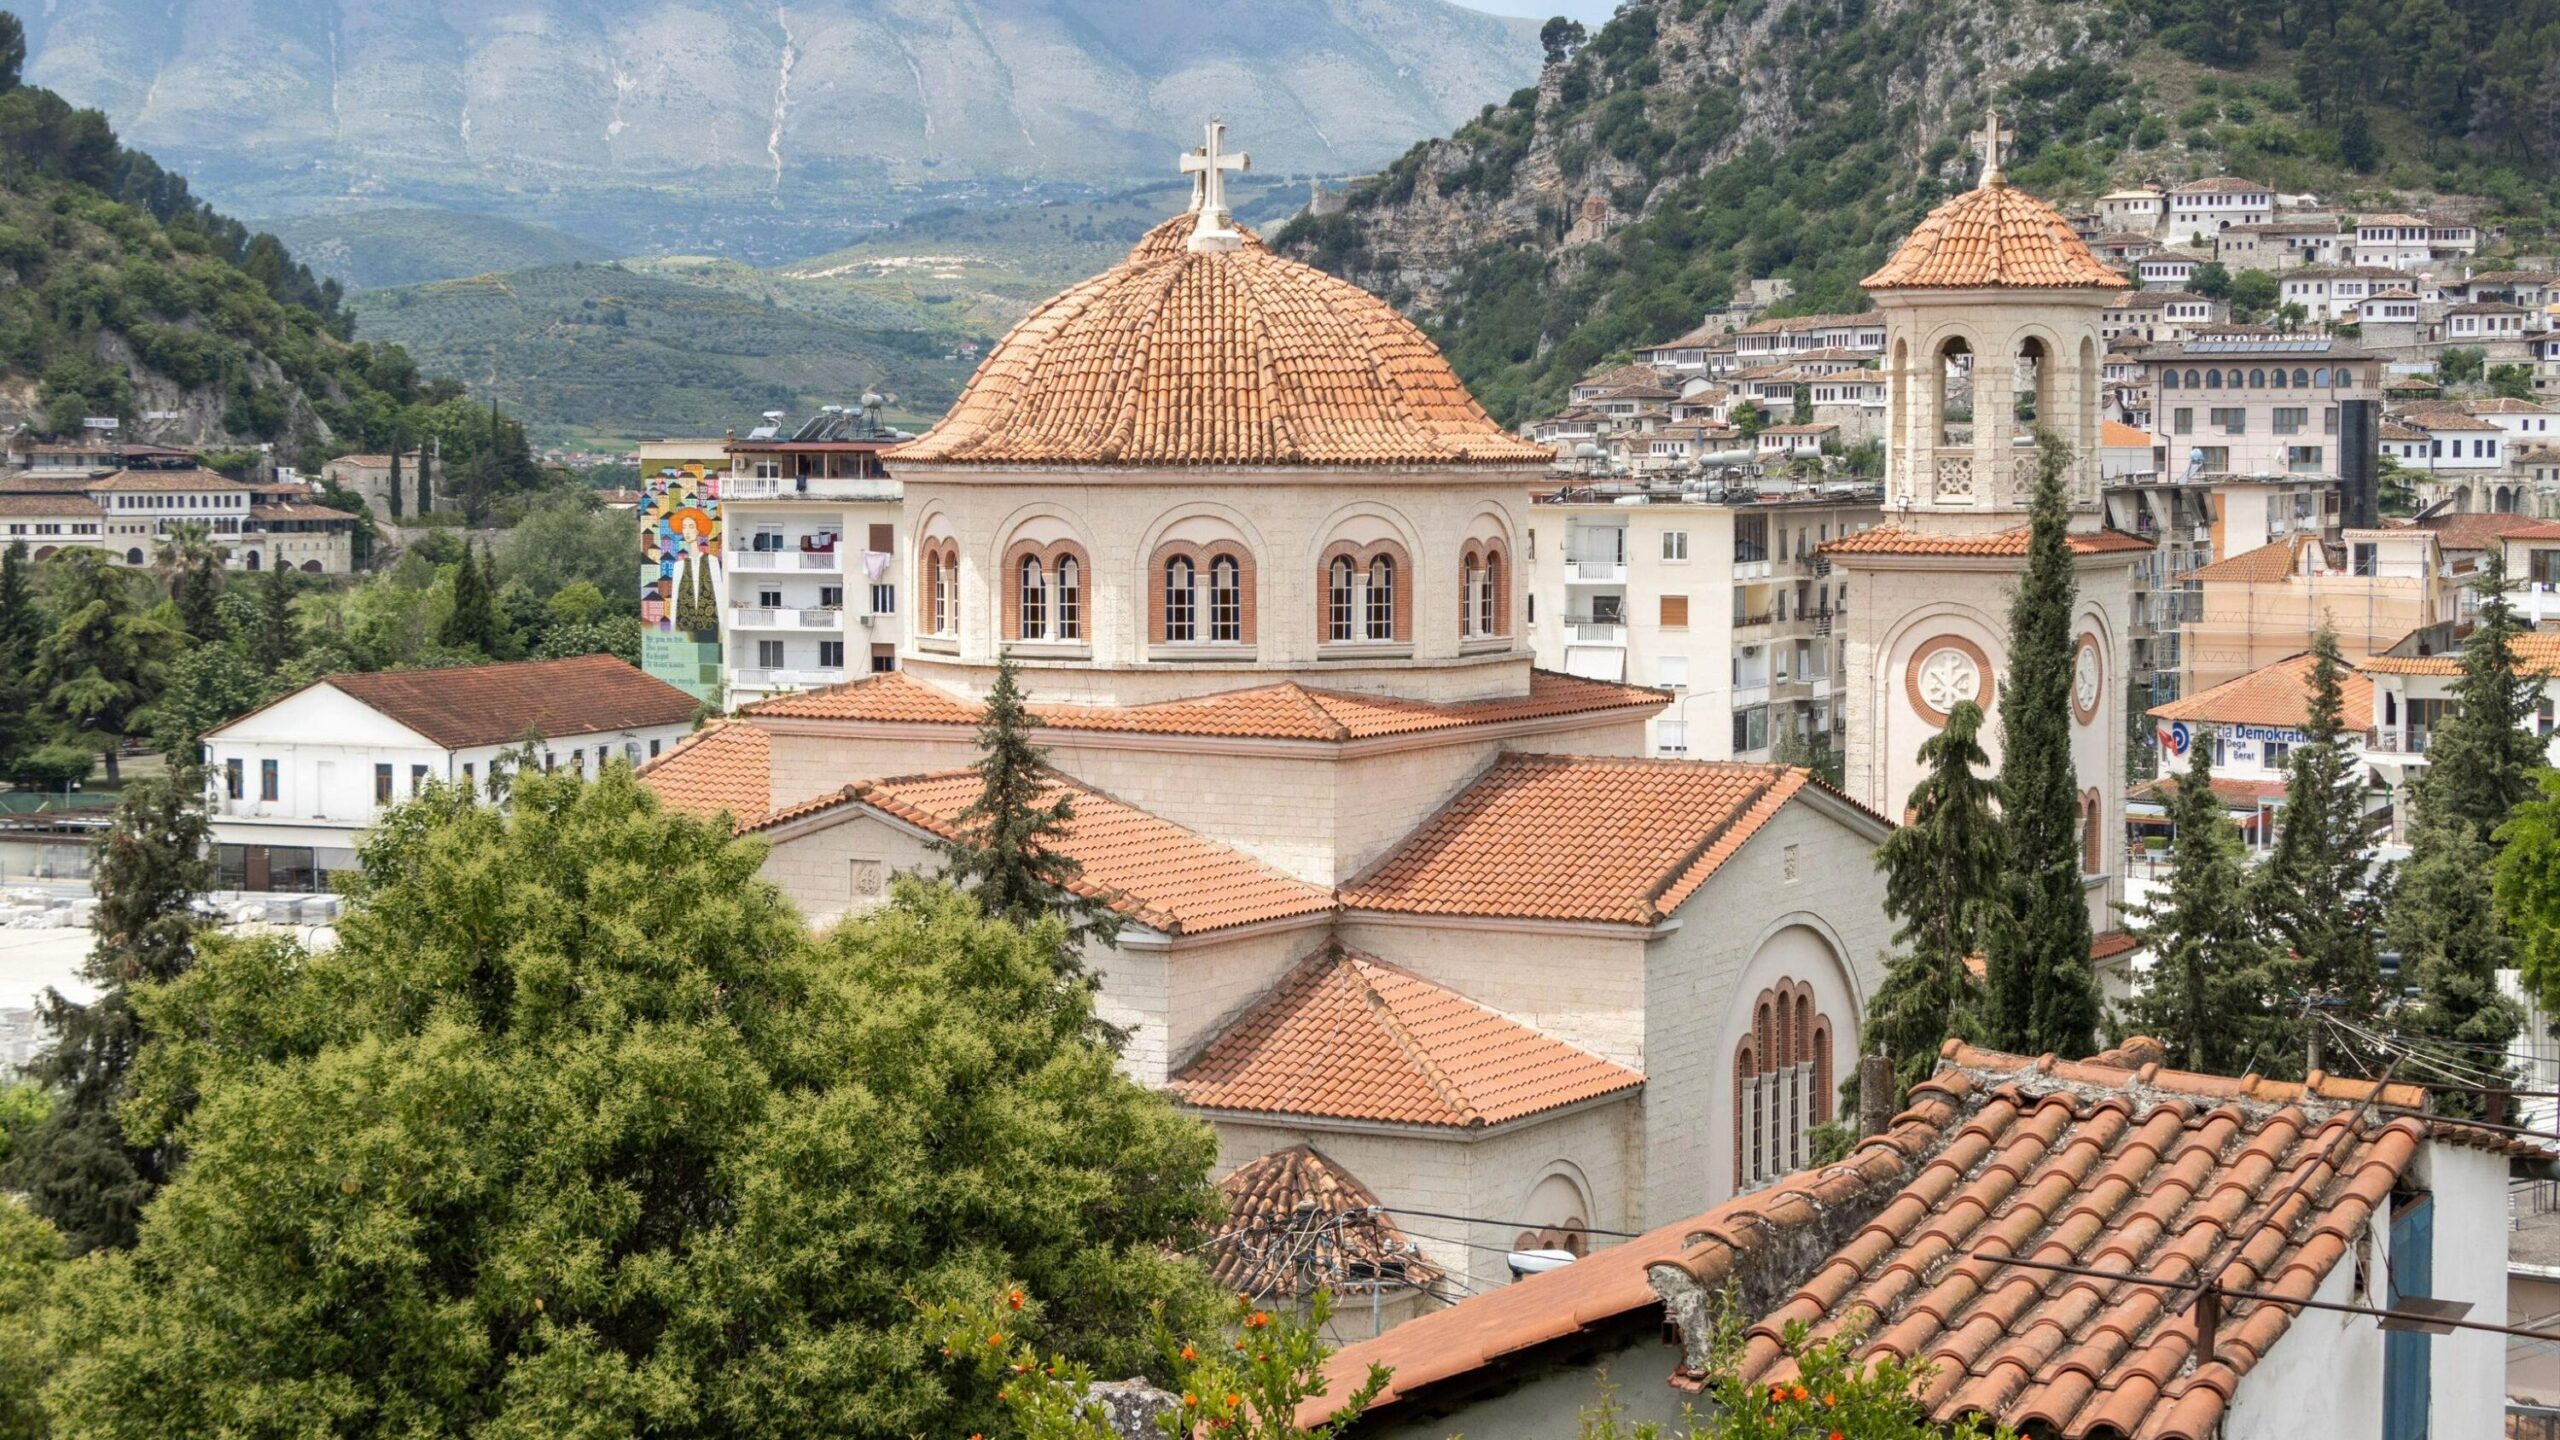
638;126;1913;1318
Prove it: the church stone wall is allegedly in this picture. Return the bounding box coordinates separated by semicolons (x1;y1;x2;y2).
752;809;940;932
1333;916;1652;1069
1639;799;1892;1222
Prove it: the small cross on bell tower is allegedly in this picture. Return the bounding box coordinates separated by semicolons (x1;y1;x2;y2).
1181;120;1251;253
1972;107;2015;189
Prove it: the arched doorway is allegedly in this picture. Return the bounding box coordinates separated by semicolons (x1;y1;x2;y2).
244;550;261;571
123;548;143;565
301;560;323;573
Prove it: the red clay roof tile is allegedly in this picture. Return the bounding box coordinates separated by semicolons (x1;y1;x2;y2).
1864;183;2128;291
2147;652;2376;732
1171;944;1642;1128
634;721;770;827
1824;524;2156;559
1208;1146;1440;1300
888;217;1551;469
1340;756;1815;925
279;656;702;751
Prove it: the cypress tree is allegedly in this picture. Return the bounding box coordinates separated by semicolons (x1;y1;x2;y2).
0;541;40;773
934;653;1123;978
2252;623;2382;1065
1864;699;2001;1098
2420;546;2539;845
1982;431;2100;1059
436;540;500;655
2122;725;2279;1073
252;561;298;676
386;447;404;520
416;445;435;516
2392;776;2523;1113
0;768;213;1252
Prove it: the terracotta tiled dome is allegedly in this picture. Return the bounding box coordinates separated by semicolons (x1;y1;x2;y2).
888;216;1553;468
1862;181;2127;291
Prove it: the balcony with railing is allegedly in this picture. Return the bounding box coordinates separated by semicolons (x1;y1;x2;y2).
1562;614;1627;646
2365;725;2433;755
1566;555;1628;584
722;474;901;503
729;666;847;691
728;605;844;631
731;548;842;572
1732;610;1776;631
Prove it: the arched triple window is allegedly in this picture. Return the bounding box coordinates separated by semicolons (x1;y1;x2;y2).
1459;541;1510;640
1151;542;1254;647
920;540;959;637
1733;979;1834;1191
1004;539;1087;644
1320;540;1408;645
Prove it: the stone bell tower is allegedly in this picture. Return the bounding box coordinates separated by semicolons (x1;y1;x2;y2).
1826;111;2150;955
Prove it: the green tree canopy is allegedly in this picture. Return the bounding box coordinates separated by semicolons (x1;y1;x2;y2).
42;770;1219;1438
1983;432;2100;1059
31;550;182;780
2419;547;2540;844
2252;623;2381;1066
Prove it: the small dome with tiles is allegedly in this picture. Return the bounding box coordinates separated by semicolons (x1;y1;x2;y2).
887;213;1552;469
1863;112;2126;292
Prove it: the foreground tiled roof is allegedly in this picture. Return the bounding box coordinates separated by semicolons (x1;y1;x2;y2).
1300;1071;1975;1425
2147;651;2374;732
2099;419;2152;448
1822;524;2156;558
1655;1039;2505;1440
886;216;1550;468
306;656;702;750
1342;755;1835;925
1171;944;1642;1128
1313;1037;2539;1436
1208;1146;1440;1300
2359;630;2560;676
745;669;1667;741
1864;183;2128;291
825;768;1333;936
635;722;771;827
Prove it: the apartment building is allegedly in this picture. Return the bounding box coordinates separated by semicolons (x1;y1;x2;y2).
718;407;909;709
1526;482;1882;761
2184;528;2452;694
2137;335;2379;476
2360;630;2560;842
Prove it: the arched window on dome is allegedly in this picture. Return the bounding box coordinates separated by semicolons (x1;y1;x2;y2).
1480;552;1504;637
1321;540;1406;645
1208;555;1243;643
1327;556;1357;642
1459;541;1508;640
918;542;958;638
1017;555;1048;641
1054;556;1081;641
1936;337;1972;448
1164;555;1197;643
1365;556;1396;640
2013;335;2050;426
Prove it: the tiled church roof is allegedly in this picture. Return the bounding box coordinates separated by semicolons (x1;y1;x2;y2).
1865;183;2128;291
1823;525;2157;558
1208;1146;1440;1300
1170;944;1641;1128
887;216;1553;468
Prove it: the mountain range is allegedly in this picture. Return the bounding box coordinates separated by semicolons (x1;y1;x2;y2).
21;0;1539;224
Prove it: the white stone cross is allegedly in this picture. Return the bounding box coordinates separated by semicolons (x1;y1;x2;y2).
1182;120;1250;252
1973;107;2014;188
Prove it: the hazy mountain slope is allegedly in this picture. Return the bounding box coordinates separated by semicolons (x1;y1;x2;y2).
22;0;1539;207
261;210;613;290
349;263;972;446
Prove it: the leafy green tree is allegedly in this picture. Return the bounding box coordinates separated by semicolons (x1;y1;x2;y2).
0;10;23;92
2496;770;2560;1018
1790;383;1813;425
1732;399;1765;439
936;654;1124;976
2228;269;2279;322
0;767;212;1254
2420;547;2538;844
2490;364;2535;401
0;1193;64;1440
1539;15;1585;66
2339;109;2379;171
2437;347;2487;386
2191;261;2233;300
47;772;1217;1439
2122;727;2277;1073
1983;432;2099;1059
2252;625;2381;1064
31;550;182;782
135;644;273;758
496;492;640;611
152;522;225;642
1865;700;1999;1098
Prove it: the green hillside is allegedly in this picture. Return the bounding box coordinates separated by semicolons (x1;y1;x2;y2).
1280;0;2560;425
351;263;972;448
258;208;612;290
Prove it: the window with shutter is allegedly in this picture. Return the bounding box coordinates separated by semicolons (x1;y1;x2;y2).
868;523;894;553
1660;595;1690;629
